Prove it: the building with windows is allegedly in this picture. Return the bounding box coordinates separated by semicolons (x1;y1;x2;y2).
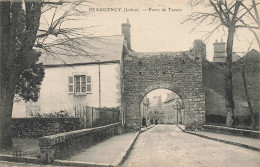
163;92;184;124
12;20;131;117
147;95;164;124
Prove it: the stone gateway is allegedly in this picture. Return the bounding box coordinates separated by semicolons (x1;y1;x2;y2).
121;40;206;131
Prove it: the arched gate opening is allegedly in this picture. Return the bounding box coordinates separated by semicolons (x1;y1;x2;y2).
140;89;184;128
122;40;206;131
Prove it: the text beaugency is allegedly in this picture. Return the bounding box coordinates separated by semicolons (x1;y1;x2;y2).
89;8;122;12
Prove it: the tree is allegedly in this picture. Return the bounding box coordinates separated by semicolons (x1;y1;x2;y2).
0;0;93;148
184;0;260;127
241;46;259;130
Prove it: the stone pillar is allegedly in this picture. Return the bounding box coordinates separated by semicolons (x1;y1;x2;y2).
40;146;55;163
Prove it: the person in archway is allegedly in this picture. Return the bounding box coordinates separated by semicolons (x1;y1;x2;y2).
142;117;147;129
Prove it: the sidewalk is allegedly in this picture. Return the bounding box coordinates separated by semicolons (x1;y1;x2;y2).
64;133;136;163
55;125;155;167
0;133;139;167
178;125;260;151
54;132;139;167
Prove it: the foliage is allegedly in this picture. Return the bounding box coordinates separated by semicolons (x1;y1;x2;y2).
173;99;184;110
9;2;45;102
96;107;120;113
185;0;260;45
34;110;73;118
0;0;95;147
15;63;45;102
1;0;95;103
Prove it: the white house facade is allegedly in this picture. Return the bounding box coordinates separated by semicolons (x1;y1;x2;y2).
12;34;125;117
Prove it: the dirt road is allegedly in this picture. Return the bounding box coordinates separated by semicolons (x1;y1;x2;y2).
122;124;260;167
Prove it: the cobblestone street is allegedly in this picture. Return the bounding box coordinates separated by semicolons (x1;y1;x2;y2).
122;125;260;167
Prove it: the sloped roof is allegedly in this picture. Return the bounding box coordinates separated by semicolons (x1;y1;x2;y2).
236;49;260;64
164;92;179;104
39;35;124;66
232;52;241;62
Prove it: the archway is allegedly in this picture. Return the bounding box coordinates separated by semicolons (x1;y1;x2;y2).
140;89;184;128
122;40;206;131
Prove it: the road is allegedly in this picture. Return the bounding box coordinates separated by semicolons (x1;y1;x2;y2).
1;125;259;167
121;124;260;167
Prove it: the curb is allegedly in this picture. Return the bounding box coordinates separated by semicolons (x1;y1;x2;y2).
54;160;112;167
140;124;155;133
112;131;140;167
112;124;155;167
177;125;185;132
0;154;40;163
203;125;260;138
177;125;260;152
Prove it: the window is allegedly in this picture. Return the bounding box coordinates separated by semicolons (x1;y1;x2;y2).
68;75;91;94
26;105;40;117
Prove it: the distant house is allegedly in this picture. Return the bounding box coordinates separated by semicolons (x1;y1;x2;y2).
147;95;164;124
212;39;241;62
163;92;184;124
12;20;132;117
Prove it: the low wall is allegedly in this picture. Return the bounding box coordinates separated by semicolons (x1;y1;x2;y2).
12;118;81;138
203;125;260;138
39;122;123;163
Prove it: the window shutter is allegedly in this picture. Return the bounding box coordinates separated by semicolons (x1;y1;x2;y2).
81;75;86;93
86;75;92;93
68;76;74;93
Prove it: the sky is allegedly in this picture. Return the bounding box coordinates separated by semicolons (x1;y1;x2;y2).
38;0;260;106
144;89;179;106
146;89;172;103
56;0;260;61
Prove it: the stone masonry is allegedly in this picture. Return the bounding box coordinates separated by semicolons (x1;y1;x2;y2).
122;40;206;131
39;122;122;163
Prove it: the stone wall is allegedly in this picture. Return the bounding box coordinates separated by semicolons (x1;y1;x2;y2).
203;49;260;127
203;125;260;138
39;122;122;163
122;40;206;131
12;118;81;138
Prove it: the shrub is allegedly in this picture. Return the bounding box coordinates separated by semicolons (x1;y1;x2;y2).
34;110;73;118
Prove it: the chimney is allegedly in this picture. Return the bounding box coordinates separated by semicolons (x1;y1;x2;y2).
213;39;226;62
193;40;206;60
121;18;131;50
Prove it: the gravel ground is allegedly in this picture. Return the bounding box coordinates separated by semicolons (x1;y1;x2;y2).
122;124;260;167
